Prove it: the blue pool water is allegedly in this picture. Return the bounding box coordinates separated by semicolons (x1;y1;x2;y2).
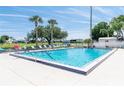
21;48;111;67
0;48;5;52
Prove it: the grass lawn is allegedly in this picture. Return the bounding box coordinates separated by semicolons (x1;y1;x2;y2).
0;43;34;49
0;42;63;49
0;42;85;49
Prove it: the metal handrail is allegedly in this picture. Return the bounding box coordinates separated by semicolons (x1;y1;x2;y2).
44;51;55;60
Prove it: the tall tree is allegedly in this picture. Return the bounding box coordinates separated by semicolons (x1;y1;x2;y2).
110;16;124;40
91;22;113;41
0;35;9;43
100;29;110;37
28;18;68;44
48;19;57;45
43;26;67;45
29;15;43;46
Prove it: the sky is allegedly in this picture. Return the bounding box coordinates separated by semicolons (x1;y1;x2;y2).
0;6;124;40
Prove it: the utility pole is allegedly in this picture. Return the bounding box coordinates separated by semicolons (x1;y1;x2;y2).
90;6;92;39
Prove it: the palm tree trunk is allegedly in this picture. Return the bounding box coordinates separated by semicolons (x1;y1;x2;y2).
107;32;109;37
50;25;54;46
46;38;51;45
36;30;38;46
35;22;38;47
117;31;119;40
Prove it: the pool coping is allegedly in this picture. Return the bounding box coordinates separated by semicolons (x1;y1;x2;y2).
10;48;117;75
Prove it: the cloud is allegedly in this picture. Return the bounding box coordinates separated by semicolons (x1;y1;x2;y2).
55;7;100;21
67;29;90;40
94;7;114;16
71;20;99;25
70;20;89;24
55;7;90;19
119;7;124;11
0;21;8;23
0;13;29;18
117;7;124;17
0;21;10;27
0;28;18;32
68;8;90;18
14;7;44;14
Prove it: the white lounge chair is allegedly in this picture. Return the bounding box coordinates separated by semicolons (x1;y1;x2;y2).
43;45;47;48
31;46;35;49
23;46;27;50
38;45;43;49
48;45;52;48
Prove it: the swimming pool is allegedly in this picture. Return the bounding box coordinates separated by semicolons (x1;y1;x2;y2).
11;48;116;75
0;48;5;52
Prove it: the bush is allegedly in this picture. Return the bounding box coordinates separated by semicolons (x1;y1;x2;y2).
83;39;93;47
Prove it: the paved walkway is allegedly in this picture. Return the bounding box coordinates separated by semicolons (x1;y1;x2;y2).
0;49;124;86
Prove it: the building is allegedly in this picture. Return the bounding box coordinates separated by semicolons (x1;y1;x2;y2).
70;39;83;43
93;37;124;48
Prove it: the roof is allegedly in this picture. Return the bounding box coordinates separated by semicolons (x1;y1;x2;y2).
99;37;117;40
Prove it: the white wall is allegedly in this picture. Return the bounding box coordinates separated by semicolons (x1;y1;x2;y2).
93;40;124;48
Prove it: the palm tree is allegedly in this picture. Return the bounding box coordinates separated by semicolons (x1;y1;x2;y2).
48;19;58;45
29;15;43;46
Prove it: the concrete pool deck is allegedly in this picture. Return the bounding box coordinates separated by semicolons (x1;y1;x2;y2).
0;49;124;85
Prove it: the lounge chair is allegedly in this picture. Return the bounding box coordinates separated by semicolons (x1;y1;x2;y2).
21;46;29;52
38;45;43;49
48;45;52;48
52;44;57;48
53;44;60;48
43;45;47;48
22;46;27;50
63;44;67;47
31;46;36;50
